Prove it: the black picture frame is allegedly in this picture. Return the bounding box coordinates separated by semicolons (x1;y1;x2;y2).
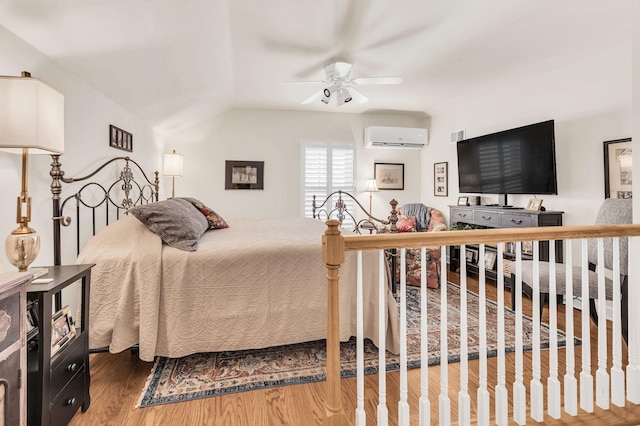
374;162;404;190
434;161;448;197
225;160;264;190
603;138;632;199
51;306;76;356
109;124;133;152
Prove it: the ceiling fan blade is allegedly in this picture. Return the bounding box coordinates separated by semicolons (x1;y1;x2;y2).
282;80;326;85
351;76;403;85
301;90;324;104
348;88;369;104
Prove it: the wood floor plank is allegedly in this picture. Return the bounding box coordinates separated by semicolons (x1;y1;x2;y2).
68;272;640;425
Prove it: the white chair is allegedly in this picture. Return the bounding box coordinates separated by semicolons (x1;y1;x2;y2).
517;198;631;342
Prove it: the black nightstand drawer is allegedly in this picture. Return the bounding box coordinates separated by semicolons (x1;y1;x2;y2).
50;332;86;399
50;368;86;426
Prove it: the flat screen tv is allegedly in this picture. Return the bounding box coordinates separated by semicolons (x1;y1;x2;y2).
456;119;558;206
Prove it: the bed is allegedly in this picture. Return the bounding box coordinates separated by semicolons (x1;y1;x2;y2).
51;156;399;361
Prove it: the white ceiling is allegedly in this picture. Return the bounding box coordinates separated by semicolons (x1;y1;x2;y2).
0;0;632;136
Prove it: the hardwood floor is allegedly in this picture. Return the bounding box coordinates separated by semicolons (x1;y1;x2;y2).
69;272;640;425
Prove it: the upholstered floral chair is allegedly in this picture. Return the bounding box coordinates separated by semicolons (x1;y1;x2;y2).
379;204;447;289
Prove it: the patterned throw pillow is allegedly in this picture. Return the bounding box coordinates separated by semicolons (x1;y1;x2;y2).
376;215;417;233
396;215;417;233
181;197;229;230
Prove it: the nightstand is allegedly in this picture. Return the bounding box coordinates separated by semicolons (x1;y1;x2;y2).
0;271;32;426
26;264;93;426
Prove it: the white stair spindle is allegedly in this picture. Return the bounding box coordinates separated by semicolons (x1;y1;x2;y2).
547;240;561;419
377;250;388;425
458;244;470;426
398;249;409;425
595;238;610;410
513;241;526;425
477;244;490;426
355;251;366;425
611;237;625;407
580;239;594;413
495;243;508;426
530;241;544;422
627;237;640;404
563;241;578;416
419;247;430;426
439;245;451;426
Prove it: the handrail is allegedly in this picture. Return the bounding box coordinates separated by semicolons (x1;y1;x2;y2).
340;224;640;251
321;221;640;425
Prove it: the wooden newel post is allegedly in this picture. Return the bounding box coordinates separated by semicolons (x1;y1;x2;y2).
322;219;348;425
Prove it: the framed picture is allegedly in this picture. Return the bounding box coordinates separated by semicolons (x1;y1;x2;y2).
604;138;632;199
484;250;497;270
457;196;469;206
374;163;404;190
109;124;133;152
522;241;534;255
51;306;76;356
525;198;543;212
465;247;478;264
26;300;39;341
434;162;448;197
225;160;264;190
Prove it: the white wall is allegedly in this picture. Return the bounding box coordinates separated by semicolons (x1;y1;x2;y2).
422;40;632;228
0;24;161;272
165;108;430;222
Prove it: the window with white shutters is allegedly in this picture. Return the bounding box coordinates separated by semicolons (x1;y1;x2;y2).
301;142;356;229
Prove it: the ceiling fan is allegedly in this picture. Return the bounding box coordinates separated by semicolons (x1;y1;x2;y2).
284;62;402;106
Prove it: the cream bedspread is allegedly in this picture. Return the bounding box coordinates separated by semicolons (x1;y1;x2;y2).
77;216;399;361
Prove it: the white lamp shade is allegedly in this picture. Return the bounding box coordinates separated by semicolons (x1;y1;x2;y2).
0;76;64;154
365;178;379;192
164;151;183;176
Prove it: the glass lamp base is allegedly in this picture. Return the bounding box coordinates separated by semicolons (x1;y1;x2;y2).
5;230;40;272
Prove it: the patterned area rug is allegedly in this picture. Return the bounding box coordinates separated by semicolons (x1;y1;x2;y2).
138;283;573;407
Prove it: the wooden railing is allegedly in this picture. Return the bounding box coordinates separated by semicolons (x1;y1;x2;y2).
322;220;640;425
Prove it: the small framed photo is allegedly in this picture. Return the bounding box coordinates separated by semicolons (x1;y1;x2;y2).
225;160;264;190
26;300;39;341
109;124;133;152
434;161;448;197
603;138;632;199
465;247;478;264
374;163;404;190
525;198;543;212
51;306;76;356
522;241;534;255
484;250;497;270
457;196;469;206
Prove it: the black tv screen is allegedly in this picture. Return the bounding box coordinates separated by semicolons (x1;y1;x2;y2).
457;120;558;197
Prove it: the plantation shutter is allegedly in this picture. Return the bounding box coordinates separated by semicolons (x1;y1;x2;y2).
301;142;356;229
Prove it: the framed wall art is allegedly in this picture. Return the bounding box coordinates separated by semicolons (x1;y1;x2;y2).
109;124;133;152
434;161;448;196
374;162;404;190
225;160;264;190
604;138;632;199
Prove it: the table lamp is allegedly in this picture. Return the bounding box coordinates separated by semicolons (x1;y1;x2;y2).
163;149;183;198
364;178;379;218
0;72;64;272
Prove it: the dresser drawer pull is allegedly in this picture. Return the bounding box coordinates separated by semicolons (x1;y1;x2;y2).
65;397;76;406
481;215;492;221
66;362;78;373
457;213;467;218
511;219;523;224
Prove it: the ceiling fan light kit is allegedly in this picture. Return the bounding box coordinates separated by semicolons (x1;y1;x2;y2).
286;61;402;107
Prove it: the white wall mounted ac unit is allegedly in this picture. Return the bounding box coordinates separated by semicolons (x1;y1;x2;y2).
364;126;428;149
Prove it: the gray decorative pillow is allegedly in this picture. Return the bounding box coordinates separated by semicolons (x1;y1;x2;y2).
129;198;209;251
